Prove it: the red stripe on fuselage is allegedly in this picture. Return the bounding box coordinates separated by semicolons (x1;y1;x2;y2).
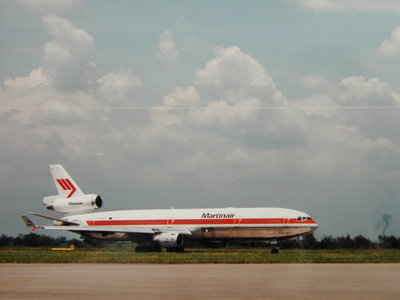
87;219;168;226
240;218;286;224
86;218;317;226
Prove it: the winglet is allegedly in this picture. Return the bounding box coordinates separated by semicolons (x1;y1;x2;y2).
21;215;35;227
21;215;40;232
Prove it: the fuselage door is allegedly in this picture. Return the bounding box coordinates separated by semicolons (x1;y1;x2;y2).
167;216;174;228
227;208;240;226
284;216;290;227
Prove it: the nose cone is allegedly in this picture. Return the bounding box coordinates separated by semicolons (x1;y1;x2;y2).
309;218;318;231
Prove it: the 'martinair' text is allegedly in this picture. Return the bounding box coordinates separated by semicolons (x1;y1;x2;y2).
201;213;235;219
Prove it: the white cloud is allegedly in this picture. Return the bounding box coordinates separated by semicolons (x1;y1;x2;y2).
150;86;201;126
335;77;400;143
0;17;105;170
189;47;277;129
15;0;82;16
4;68;48;92
0;15;150;178
186;99;262;129
162;86;201;108
196;46;285;106
299;75;400;147
3;16;97;95
157;31;180;66
96;70;142;103
378;26;400;57
147;47;307;155
151;47;296;134
290;0;400;12
188;47;306;149
4;34;399;183
42;15;96;92
338;76;399;106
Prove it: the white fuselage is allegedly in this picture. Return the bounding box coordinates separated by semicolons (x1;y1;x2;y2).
63;207;318;241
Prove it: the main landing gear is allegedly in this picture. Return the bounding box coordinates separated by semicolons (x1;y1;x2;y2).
271;248;279;254
270;240;280;254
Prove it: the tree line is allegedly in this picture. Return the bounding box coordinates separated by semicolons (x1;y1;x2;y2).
1;232;400;248
0;233;86;248
279;233;400;249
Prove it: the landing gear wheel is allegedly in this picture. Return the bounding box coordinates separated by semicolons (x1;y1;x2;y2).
271;248;279;254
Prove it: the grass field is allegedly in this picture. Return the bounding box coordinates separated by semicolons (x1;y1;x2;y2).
1;248;400;263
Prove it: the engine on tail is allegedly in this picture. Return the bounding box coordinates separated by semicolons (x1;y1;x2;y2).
152;232;184;248
43;194;103;214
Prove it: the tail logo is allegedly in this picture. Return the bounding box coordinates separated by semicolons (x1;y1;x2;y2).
56;179;77;198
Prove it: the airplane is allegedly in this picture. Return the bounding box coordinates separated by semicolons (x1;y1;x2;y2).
21;164;318;253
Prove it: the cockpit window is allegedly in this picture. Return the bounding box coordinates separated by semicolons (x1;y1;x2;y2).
297;216;310;221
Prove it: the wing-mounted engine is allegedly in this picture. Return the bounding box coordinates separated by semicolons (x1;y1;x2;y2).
43;194;103;214
152;232;184;248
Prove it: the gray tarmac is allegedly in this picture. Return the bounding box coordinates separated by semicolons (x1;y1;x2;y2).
1;264;399;299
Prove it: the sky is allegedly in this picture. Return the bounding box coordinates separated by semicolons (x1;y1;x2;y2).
1;0;400;239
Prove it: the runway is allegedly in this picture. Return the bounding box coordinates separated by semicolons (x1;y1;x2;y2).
1;264;399;299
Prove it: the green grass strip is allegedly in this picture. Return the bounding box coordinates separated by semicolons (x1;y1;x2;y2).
1;248;400;264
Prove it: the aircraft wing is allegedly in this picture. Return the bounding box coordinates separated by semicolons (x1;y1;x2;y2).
39;225;159;234
37;225;192;236
21;214;192;235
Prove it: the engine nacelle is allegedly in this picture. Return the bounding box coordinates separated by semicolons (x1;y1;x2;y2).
43;194;103;214
152;232;184;248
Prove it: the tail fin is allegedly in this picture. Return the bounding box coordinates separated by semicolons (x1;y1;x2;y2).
44;165;102;214
49;165;84;198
